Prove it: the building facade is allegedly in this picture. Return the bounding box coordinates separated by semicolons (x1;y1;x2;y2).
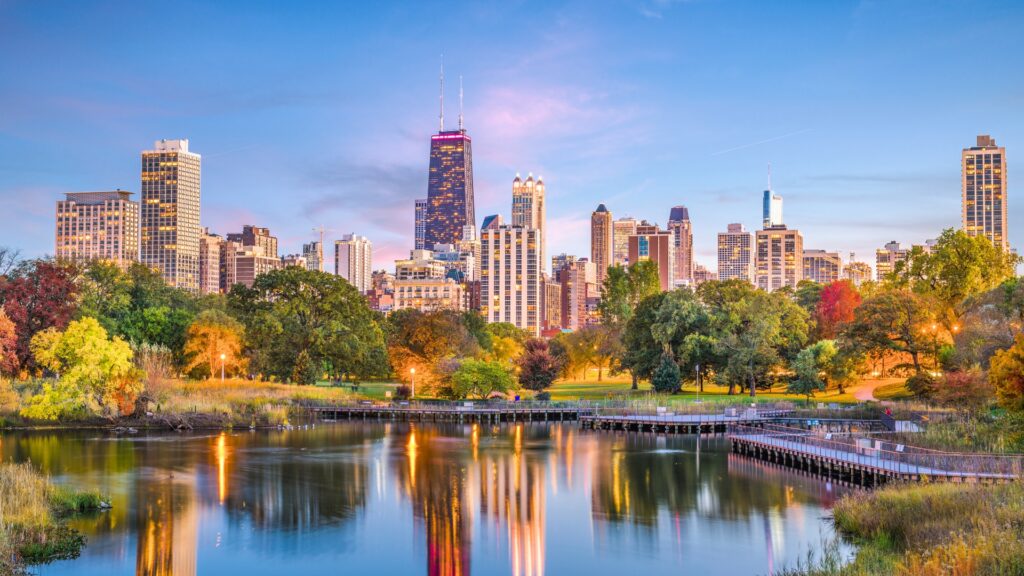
55;190;139;268
843;261;873;286
875;240;909;280
480;225;541;335
511;173;546;267
762;189;783;228
612;217;637;266
198;228;222;294
802;249;842;284
394;278;464;312
627;223;674;291
962;134;1008;251
717;223;753;282
335;234;373;293
414;198;427;250
302;241;323;272
140;139;202;292
395;249;447;280
541;275;562;331
424;130;475;248
755;226;803;291
667;205;693;285
590;204;613;289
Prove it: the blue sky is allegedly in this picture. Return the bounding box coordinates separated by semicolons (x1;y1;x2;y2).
1;0;1022;272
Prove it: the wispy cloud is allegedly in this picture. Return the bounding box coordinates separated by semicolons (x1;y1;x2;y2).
710;128;814;156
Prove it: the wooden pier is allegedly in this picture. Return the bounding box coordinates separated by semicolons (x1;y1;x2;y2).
308;402;588;424
728;423;1023;486
580;408;793;434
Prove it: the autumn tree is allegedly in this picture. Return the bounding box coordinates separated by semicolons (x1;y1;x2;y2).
183;310;246;379
989;334;1024;411
0;259;78;369
843;289;932;374
384;309;481;394
517;339;561;392
23;317;140;420
0;307;19;377
451;359;514;399
816;280;861;338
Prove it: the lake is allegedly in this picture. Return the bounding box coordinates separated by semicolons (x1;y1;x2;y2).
2;423;848;575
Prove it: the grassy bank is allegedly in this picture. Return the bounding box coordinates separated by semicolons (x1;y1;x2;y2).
777;481;1024;576
0;463;105;574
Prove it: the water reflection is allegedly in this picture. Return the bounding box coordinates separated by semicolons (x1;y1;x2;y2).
1;423;847;576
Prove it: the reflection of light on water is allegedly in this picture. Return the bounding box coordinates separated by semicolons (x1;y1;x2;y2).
216;433;227;504
407;430;418;490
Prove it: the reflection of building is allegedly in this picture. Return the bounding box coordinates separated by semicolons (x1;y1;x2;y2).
55;190;139;268
135;474;198;576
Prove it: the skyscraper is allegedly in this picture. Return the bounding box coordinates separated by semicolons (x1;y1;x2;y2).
198;228;222;295
667;206;693;285
335;234;373;293
717;223;753;282
414;198;427;250
762;168;783;229
55;190;139;268
755;227;803;291
140;139;201;292
512;173;545;266
302;241;323;272
480;225;541;335
590;204;613;288
612;217;637;266
424;67;475;249
875;240;910;280
962;134;1008;251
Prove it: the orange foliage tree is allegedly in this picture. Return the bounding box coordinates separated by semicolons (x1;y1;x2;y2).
183;310;246;380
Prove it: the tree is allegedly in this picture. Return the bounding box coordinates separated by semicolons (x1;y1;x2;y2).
894;228;1018;331
933;368;993;412
843;289;931;374
230;267;388;383
990;334;1024;411
383;309;481;394
517;339;560;392
651;353;681;393
789;340;853;400
597;261;662;328
620;292;667;388
22;317;140;420
485;322;528;369
650;288;715;390
794;280;824;315
0;260;78;369
183;310;246;379
450;359;514;399
816;280;861;338
0;307;19;377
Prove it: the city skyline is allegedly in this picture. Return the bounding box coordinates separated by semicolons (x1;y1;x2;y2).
2;1;1022;271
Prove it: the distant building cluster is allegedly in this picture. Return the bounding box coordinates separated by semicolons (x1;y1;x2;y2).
53;94;1007;338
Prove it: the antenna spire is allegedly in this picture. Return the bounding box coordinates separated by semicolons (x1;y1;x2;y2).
458;75;464;131
439;54;445;132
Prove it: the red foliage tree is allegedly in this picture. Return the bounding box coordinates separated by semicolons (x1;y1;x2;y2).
816;280;862;338
0;260;78;369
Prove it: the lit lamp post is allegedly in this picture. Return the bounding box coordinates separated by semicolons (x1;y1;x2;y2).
410;367;416;399
220;353;226;382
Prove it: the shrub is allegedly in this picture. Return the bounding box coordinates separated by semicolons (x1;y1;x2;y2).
905;372;936;398
651;353;681;393
394;385;411;400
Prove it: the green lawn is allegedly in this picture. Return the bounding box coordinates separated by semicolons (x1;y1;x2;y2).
873;381;915;400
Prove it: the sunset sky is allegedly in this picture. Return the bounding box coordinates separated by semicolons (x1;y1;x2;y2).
2;0;1022;270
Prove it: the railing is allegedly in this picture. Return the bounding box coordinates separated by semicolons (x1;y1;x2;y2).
298;399;591;411
728;422;1024;479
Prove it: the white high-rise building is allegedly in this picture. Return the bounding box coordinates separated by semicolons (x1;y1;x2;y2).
512;173;546;267
481;225;541;335
335;234;372;293
55;191;139;268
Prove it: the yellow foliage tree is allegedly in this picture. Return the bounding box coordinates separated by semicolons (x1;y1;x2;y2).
183;310;246;380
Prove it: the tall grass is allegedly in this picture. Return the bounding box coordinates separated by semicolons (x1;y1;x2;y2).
778;482;1024;576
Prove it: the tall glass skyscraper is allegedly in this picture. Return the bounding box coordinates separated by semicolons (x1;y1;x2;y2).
424;129;475;249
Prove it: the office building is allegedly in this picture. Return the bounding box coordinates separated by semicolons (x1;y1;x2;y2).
512;173;546;266
667;205;693;284
590;204;613;288
55;190;139;268
755;226;803;291
556;259;592;331
962;135;1008;251
627;222;674;291
140;139;201;291
717;223;753;282
424;68;475;249
763;190;783;228
802;249;842;284
542;275;562;331
414;198;427;250
335;234;372;293
480;224;541;335
612;217;637;266
692;264;716;285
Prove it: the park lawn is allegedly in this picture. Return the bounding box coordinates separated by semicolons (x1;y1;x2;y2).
873;381;914;400
314;380;402;401
547;379;653;400
547;378;868;404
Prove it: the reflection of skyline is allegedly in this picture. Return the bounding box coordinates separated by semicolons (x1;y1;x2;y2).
3;424;848;575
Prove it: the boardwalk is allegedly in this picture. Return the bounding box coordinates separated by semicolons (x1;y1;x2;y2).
729;423;1023;486
306;401;588;423
580;409;792;434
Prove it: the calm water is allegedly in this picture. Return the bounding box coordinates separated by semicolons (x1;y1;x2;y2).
2;423;848;576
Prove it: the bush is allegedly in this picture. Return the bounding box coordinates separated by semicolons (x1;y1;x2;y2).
932;368;993;412
652;353;681;393
905;372;936;397
534;391;551;402
394;385;411;400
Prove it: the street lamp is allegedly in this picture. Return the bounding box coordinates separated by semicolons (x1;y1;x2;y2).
410;367;416;399
220;353;226;382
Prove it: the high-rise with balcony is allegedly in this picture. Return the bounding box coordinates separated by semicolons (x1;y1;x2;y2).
335;234;373;293
414;198;427;250
55;190;139;268
755;226;803;291
667;206;693;285
480;224;541;335
962;135;1008;251
140;139;201;292
802;249;841;284
198;228;223;294
512;173;545;267
717;223;753;282
590;204;613;288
